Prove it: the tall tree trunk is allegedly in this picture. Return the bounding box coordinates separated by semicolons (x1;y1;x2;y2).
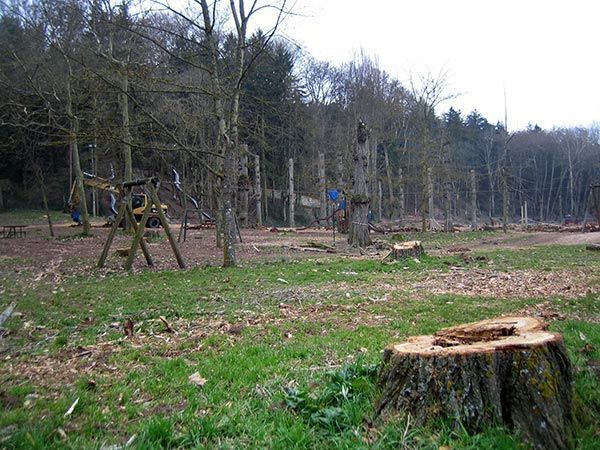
427;167;434;231
568;148;575;215
383;145;395;217
369;138;378;213
378;179;383;221
239;149;249;227
398;167;405;224
502;168;509;233
199;0;241;266
470;169;477;229
318;152;326;220
348;121;371;247
31;155;54;237
546;157;556;220
222;144;237;266
444;178;451;231
120;67;133;231
66;72;90;236
288;158;295;227
254;153;262;226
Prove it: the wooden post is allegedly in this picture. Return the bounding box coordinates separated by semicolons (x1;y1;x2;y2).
98;198;128;268
318;152;327;221
254;154;262;226
124;205;153;267
288;158;295;228
124;200;154;270
470;169;477;229
148;184;186;269
427;167;434;230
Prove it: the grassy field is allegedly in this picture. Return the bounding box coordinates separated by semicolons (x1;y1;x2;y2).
0;227;599;448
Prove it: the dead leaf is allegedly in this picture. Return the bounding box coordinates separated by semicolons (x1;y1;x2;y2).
188;372;207;388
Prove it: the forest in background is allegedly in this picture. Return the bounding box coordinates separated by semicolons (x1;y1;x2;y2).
1;0;599;228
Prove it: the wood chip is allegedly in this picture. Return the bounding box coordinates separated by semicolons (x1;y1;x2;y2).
64;397;79;417
188;372;206;388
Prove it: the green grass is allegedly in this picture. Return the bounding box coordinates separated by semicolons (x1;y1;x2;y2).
0;209;71;226
478;244;600;271
0;240;598;449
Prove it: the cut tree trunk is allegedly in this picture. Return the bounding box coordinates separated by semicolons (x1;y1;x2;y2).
375;317;572;450
348;121;372;247
385;241;424;260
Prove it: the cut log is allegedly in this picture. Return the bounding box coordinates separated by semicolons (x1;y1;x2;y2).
386;240;424;259
376;317;572;450
300;241;335;251
586;244;600;251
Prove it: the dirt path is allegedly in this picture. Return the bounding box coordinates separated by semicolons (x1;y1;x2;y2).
457;231;600;251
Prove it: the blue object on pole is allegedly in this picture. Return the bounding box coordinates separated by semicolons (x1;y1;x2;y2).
328;189;339;202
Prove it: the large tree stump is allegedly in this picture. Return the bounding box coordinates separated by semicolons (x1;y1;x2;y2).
388;241;424;259
376;317;572;450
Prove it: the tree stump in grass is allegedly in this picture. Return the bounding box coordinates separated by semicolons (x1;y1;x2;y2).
387;241;424;259
375;317;572;450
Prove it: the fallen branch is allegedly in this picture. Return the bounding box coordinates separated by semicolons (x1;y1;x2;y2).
159;316;173;333
286;245;333;253
300;241;335;251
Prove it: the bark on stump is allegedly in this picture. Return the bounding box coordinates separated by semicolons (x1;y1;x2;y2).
376;317;572;450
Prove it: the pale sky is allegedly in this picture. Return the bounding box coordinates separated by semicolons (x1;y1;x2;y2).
273;0;600;131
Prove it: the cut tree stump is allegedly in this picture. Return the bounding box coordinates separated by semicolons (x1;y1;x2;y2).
375;317;572;450
384;240;424;260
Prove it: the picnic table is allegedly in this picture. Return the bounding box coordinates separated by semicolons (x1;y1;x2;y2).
1;225;27;238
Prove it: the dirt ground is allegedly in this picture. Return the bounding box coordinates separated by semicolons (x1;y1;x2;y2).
1;220;598;281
